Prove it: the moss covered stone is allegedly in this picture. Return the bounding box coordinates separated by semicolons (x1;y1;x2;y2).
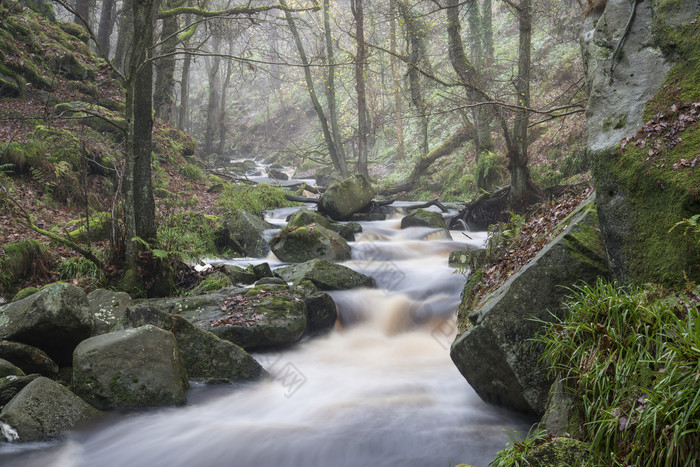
68;211;112;243
317;174;376;220
270;224;351;263
275;259;376;290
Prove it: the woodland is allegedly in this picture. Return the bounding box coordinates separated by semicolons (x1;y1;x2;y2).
0;0;698;464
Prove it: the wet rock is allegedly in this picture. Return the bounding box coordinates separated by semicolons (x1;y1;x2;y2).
224;265;258;285
0;282;93;366
268;168;289;180
0;341;59;377
0;374;40;407
145;285;307;351
217;210;277;257
270;224;351;263
275;259;376;290
124;305;266;384
318;174;376;220
287;207;356;241
0;358;24;378
451;198;609;416
87;289;132;335
73;325;189;410
0;377;102;442
401;209;448;231
250;262;273;280
297;281;337;334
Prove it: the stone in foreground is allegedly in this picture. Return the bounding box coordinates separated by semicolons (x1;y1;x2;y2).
0;377;101;441
73;325;189;410
450;199;608;416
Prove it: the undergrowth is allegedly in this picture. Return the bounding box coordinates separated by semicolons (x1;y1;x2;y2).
216;182;297;215
535;279;700;466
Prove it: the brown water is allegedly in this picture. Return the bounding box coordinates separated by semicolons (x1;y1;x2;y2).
0;208;533;467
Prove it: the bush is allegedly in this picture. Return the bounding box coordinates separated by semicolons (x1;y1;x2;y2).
537;279;700;466
156;210;219;260
179;162;205;181
216;182;296;216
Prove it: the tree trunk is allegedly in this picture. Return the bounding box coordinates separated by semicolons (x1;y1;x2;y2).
74;0;93;29
124;0;156;263
351;0;369;176
281;0;347;178
203;33;221;156
113;0;134;73
482;0;494;64
217;45;234;156
153;0;184;124
389;0;405;160
96;0;115;57
178;51;191;131
323;0;347;173
398;0;429;157
508;0;534;209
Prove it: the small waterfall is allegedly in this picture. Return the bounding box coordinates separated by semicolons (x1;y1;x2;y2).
0;422;19;442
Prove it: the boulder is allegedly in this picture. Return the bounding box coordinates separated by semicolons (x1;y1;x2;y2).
224;265;257;285
73;325;189;410
270;224;351;263
268;168;289;180
450;199;609;416
0;283;94;365
521;437;590;466
0;358;24;378
148;285;307;350
0;377;102;442
87;289;132;335
400;209;448;231
287;208;356;241
0;374;40;407
297;281;337;334
0;341;58;377
124;304;266;383
275;259;376;290
217;210;277;257
582;0;700;285
317;174;376;220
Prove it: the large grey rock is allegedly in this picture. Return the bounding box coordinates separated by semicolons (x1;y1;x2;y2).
270;224;351;263
0;377;101;441
217;210;276;257
275;259;376;290
450;199;609;416
400;209;448;232
87;289;132;335
287;208;357;241
583;0;700;285
317;174;376;220
73;325;189;410
296;281;337;334
0;283;94;365
124;304;266;383
0;341;58;377
0;358;24;378
0;374;40;407
145;285;307;350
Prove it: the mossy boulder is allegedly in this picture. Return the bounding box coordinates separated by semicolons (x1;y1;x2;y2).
286;207;357;241
0;69;21;97
275;259;376;290
0;283;94;366
0;358;25;378
53;101;126;136
520;437;590;466
297;281;337;334
450;199;609;416
11;287;39;302
191;271;233;295
217;210;277;258
582;0;700;285
123;304;266;383
72;325;189;410
0;239;53;295
317;174;376;220
223;265;257;285
87;289;132;335
401;209;448;232
270;224;351;263
144;285;307;350
0;377;102;442
0;341;58;377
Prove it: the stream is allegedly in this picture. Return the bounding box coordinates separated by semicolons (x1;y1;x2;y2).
0;201;533;467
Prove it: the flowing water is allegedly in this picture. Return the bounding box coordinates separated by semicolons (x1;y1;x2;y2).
0;206;533;467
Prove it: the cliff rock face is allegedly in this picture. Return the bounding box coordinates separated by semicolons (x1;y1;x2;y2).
582;0;700;285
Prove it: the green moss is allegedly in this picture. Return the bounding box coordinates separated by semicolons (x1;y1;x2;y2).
11;286;39;301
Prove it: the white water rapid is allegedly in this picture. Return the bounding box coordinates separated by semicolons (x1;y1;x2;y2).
0;206;533;467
